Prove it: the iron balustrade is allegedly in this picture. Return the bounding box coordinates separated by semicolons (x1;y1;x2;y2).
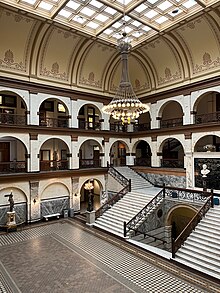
40;160;69;171
133;122;151;132
160;117;183;129
79;159;101;168
108;165;131;187
124;185;212;238
39;117;69;128
0;161;27;173
78;120;101;130
95;184;130;219
134;157;151;166
161;159;184;168
124;189;164;237
172;191;213;258
195;111;220;124
110;123;127;132
0;113;26;125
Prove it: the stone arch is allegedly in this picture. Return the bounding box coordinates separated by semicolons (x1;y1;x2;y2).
132;140;152;167
194;134;220;152
166;204;197;239
109;140;130;167
78;103;103;130
78;139;103;168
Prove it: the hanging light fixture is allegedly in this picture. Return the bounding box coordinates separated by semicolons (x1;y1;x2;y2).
102;3;150;124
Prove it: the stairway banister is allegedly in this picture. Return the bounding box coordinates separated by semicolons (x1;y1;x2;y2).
124;189;164;237
108;165;130;187
95;183;130;219
172;195;213;258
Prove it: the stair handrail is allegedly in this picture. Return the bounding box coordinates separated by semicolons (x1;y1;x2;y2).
95;183;130;219
107;163;130;187
124;188;164;237
172;190;214;258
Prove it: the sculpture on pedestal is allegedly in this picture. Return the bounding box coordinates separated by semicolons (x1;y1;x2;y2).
4;192;14;212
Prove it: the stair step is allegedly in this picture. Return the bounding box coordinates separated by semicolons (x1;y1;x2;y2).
180;244;219;263
186;237;220;251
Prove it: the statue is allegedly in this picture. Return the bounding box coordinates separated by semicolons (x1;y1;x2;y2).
4;192;14;212
201;164;210;177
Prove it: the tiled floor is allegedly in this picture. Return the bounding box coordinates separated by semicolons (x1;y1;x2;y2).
0;221;218;293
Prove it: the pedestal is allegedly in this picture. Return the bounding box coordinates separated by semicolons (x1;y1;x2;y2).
5;211;17;232
6;211;16;226
86;211;96;226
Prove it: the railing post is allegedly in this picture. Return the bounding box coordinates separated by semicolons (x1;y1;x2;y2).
163;183;165;198
171;237;175;258
129;179;131;192
211;188;214;208
123;221;127;237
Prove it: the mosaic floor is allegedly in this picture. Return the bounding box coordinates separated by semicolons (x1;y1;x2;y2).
0;220;219;293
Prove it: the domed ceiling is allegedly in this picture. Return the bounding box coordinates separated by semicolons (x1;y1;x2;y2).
0;0;219;101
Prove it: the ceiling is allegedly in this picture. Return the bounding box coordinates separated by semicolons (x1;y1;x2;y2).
1;0;219;48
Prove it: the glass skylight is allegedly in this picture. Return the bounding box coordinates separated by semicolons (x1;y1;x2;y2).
5;0;208;47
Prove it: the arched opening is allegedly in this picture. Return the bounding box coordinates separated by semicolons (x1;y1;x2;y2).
40;138;70;171
0;91;27;125
134;140;151;166
194;135;220;152
194;91;220;124
167;205;197;239
78;104;102;130
39;98;69;128
110;141;128;166
160;101;183;128
0;136;27;173
161;138;184;168
80;179;101;213
79;140;102;168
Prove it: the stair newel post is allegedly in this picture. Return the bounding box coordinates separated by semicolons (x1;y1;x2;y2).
129;179;131;192
163;183;165;198
123;221;127;237
211;188;214;208
171;237;175;258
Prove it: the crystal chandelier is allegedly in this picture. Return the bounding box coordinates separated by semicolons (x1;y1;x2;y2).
102;13;149;124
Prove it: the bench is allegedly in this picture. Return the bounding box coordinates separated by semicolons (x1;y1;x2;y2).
43;213;61;221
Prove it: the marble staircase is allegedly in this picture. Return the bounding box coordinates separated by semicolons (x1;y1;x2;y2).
174;205;220;279
94;166;161;237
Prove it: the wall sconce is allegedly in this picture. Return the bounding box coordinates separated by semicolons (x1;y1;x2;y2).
33;197;38;204
74;193;78;197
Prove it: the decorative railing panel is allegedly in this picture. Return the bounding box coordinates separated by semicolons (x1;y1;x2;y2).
172;193;213;258
195;111;220;124
95;184;130;219
40;160;69;171
79;159;101;168
134;157;151;166
161;159;184;168
39;117;69;128
160;117;183;129
108;165;130;187
78;121;101;130
164;186;209;203
133;122;150;132
0;161;27;173
110;123;127;132
0;113;26;125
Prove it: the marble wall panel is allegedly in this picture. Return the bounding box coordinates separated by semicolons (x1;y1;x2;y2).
40;197;69;218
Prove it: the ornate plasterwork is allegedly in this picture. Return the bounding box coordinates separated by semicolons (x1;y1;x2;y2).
194;52;220;73
79;71;101;88
0;8;34;73
40;27;77;81
0;49;25;71
158;67;181;85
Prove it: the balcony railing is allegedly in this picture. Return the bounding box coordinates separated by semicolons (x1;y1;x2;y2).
40;160;69;171
0;161;27;173
79;159;101;168
160;118;183;129
0;113;26;125
161;159;184;168
195;111;220;124
78;121;101;130
110;123;127;132
133;122;150;132
39;117;68;128
134;157;151;166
